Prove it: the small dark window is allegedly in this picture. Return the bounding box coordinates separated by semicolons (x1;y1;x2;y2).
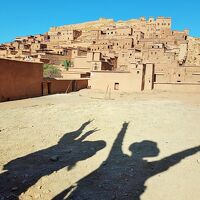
94;63;98;70
114;83;119;90
137;71;140;74
178;74;180;77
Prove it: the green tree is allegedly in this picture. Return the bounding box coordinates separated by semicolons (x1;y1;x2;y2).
62;60;72;71
43;64;62;78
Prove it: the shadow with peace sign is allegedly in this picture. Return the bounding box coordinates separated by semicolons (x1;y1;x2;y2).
0;120;106;199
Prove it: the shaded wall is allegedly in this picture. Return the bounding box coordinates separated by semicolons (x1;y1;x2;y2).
76;79;89;91
42;79;88;95
0;59;43;102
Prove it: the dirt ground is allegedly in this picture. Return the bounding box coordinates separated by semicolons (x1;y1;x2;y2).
0;89;200;200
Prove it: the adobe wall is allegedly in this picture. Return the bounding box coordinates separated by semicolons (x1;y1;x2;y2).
44;53;71;65
62;72;81;79
154;66;200;83
90;70;144;92
73;56;90;69
43;79;88;95
0;59;43;102
154;83;200;92
76;79;89;91
144;64;154;90
48;80;72;94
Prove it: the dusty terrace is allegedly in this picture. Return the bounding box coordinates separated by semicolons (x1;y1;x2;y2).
0;89;200;200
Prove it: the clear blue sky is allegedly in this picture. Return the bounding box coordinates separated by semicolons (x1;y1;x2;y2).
0;0;200;43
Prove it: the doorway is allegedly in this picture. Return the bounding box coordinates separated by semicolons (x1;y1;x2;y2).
72;80;76;92
47;82;51;94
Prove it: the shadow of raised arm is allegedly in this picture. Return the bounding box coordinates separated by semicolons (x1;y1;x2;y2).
107;122;129;159
151;145;200;176
78;128;100;142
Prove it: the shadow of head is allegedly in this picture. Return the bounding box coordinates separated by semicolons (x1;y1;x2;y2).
129;140;159;158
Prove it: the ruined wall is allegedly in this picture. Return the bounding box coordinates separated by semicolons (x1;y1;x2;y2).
185;37;200;66
42;53;72;65
0;58;43;102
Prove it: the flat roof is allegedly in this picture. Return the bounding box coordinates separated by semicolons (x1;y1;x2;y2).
154;82;200;85
91;70;130;73
0;57;43;64
44;77;90;81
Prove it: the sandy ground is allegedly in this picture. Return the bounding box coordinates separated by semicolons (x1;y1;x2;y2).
0;89;200;200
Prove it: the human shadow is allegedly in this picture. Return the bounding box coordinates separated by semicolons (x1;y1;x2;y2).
54;122;200;200
0;120;106;199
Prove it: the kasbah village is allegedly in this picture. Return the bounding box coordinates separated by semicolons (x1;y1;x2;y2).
0;16;200;200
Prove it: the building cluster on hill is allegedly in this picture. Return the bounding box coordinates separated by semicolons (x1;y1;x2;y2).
1;17;200;92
